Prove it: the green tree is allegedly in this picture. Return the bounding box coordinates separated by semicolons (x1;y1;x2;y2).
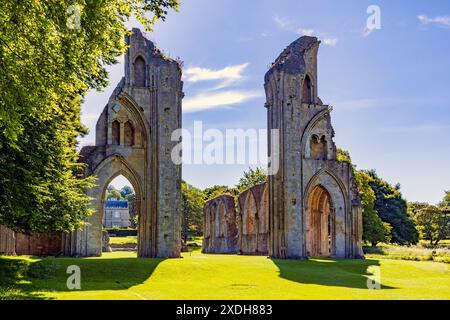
438;191;450;209
337;150;393;246
355;170;392;246
363;210;392;246
367;170;419;244
0;1;178;233
236;167;267;192
106;188;123;200
120;186;134;199
203;185;235;201
181;181;205;242
414;205;449;245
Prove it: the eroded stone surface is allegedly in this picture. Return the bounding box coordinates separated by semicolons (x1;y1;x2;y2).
63;28;183;258
202;195;238;254
265;36;363;259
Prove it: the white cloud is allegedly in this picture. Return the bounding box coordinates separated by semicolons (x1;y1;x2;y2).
297;28;315;36
184;63;249;89
183;90;262;113
274;14;294;30
418;14;450;27
321;37;338;46
296;28;338;46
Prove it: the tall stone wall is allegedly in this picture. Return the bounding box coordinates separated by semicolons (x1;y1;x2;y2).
202;195;238;254
202;183;269;256
237;182;269;255
265;36;363;259
63;28;182;258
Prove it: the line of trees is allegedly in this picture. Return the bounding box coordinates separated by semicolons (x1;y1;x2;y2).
338;149;449;247
181;159;449;247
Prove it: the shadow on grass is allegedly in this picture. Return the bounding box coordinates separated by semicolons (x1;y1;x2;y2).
272;258;395;289
0;256;164;299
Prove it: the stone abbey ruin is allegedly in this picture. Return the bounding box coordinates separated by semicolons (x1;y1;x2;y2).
0;29;363;259
204;36;363;259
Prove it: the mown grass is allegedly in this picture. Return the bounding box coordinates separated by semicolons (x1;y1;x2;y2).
109;236;137;245
0;251;449;300
364;243;450;263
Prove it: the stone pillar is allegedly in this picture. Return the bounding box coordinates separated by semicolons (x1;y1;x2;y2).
0;225;16;255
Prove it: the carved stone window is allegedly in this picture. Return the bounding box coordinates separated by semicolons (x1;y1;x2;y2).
134;56;146;87
112;120;120;145
310;134;328;160
302;74;313;104
124;121;134;146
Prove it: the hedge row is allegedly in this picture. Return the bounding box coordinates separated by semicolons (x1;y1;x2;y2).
106;228;137;237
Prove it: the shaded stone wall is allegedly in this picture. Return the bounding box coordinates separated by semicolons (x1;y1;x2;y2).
0;225;62;256
202;195;238;254
15;233;62;256
237;183;269;255
265;36;363;259
202;183;269;256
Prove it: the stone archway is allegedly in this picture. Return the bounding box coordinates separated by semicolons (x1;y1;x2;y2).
88;155;143;257
62;29;182;258
306;185;332;257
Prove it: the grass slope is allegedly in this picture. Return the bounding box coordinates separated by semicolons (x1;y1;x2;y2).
1;250;449;300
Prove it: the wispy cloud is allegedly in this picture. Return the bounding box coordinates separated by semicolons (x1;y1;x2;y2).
184;63;249;89
296;28;338;46
274;14;294;30
183;90;262;113
297;28;315;36
331;97;447;110
418;14;450;27
273;14;338;46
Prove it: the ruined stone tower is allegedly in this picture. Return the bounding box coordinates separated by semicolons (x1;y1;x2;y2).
265;36;363;259
63;28;183;258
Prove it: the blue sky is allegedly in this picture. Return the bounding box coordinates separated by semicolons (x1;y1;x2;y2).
80;0;450;204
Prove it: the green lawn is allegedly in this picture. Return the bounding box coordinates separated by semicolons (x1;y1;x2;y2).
109;236;137;245
1;250;449;300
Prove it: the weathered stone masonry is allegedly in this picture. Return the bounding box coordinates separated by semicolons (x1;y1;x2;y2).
265;36;363;259
202;195;238;254
63;28;183;258
203;36;363;259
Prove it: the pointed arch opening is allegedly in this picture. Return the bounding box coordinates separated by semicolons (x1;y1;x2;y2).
124;121;135;146
112;120;120;145
306;185;333;257
133;56;146;87
302;74;313;104
310;134;328;160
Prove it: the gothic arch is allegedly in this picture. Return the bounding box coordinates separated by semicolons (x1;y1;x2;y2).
300;108;332;158
302;74;313;104
133;55;146;87
84;155;144;256
303;169;349;258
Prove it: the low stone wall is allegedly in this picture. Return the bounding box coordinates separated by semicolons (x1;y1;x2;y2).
202;194;238;254
15;232;62;256
0;225;62;256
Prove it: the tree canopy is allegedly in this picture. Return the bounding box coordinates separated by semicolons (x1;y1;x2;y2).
235;167;267;192
0;0;178;233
